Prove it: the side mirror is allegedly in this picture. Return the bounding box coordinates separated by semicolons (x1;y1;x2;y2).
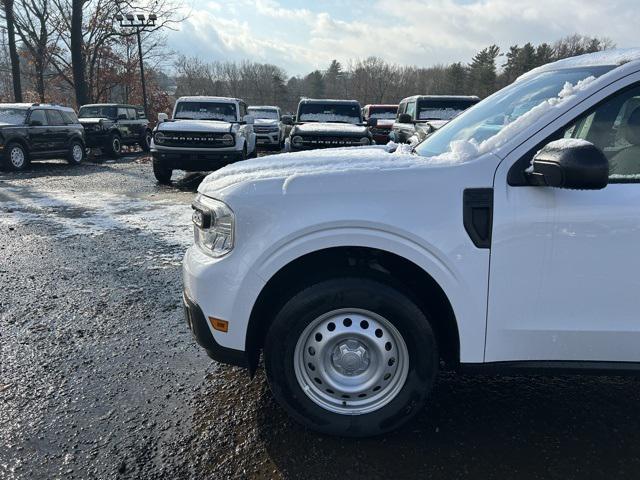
367;118;378;128
398;113;413;124
158;113;169;123
281;115;293;126
243;114;254;125
527;139;608;190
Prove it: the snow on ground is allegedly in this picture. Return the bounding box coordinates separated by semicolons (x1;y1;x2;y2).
0;188;192;265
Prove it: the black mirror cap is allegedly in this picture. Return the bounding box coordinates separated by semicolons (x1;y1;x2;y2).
367;118;378;127
529;139;609;190
398;113;412;124
281;115;293;125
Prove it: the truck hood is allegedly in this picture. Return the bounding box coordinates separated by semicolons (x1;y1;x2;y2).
198;144;470;196
156;119;233;133
295;122;368;136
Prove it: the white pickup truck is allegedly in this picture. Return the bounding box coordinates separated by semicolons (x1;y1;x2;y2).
150;96;257;184
183;49;640;436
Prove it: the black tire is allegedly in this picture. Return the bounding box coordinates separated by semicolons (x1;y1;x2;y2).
141;130;152;152
241;143;248;160
2;142;29;171
153;159;172;184
264;277;438;437
249;143;258;158
105;133;122;158
66;139;86;165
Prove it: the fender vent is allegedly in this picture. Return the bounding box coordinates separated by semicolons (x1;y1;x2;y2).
463;188;493;249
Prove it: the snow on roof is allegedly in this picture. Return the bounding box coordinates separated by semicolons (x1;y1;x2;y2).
0;103;75;111
176;96;240;103
249;106;279;110
299;98;360;104
401;95;480;102
518;48;640;82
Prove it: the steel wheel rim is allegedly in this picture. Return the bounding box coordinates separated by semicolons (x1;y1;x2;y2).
10;146;25;168
294;308;409;415
113;138;121;152
72;144;83;162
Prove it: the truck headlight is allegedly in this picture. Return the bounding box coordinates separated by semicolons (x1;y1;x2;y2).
192;195;234;258
292;135;303;146
154;132;165;144
221;133;234;146
360;137;371;145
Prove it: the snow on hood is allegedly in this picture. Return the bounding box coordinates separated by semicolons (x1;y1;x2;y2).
255;118;279;126
156;119;232;133
295;122;367;135
199;144;465;195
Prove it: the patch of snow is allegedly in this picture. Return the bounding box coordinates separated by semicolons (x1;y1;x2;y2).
174;111;236;122
418;108;461;121
296;123;366;134
0;189;192;249
374;119;395;127
369;112;396;120
298;113;360;124
547;138;593;149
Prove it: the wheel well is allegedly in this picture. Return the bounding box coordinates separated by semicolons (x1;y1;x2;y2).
246;246;460;373
6;138;29;153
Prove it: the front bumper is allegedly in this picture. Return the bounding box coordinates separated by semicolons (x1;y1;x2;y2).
183;290;249;367
255;133;281;147
152;148;244;171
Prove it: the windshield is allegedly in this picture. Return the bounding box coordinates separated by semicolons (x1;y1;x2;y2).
174;102;237;121
248;108;279;120
369;106;397;120
0;108;28;125
298;103;361;124
417;99;478;121
415;66;615;159
78;106;116;119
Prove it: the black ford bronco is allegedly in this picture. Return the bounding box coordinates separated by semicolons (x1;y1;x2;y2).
78;104;152;158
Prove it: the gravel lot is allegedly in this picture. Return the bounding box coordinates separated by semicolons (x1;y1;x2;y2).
1;155;640;479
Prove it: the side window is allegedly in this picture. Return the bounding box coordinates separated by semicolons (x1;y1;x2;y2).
406;101;416;119
397;102;406;117
29;109;48;126
61;111;78;124
127;108;137;120
117;107;128;120
46;110;65;126
238;103;247;119
559;84;640;180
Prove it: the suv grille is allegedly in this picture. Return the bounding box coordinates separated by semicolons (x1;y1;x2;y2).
159;131;232;148
299;136;363;147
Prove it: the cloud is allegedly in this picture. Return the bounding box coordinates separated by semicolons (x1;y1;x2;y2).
168;0;640;76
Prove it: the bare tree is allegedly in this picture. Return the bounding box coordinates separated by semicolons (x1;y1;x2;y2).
1;0;22;101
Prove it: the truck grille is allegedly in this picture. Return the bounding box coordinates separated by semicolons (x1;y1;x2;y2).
299;136;362;147
254;126;279;133
158;131;232;148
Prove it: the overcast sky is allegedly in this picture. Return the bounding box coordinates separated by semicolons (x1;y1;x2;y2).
168;0;639;76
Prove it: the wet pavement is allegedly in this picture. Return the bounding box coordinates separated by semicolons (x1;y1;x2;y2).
1;155;639;479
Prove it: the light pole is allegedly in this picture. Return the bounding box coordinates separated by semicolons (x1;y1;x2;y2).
115;13;157;117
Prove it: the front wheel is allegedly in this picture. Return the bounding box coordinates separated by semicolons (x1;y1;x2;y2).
3;143;29;171
66;140;86;165
141;130;152;152
105;133;121;158
264;277;438;437
152;159;172;184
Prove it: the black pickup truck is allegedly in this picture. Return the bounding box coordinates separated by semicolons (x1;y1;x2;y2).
0;103;86;171
391;95;480;144
78;104;151;157
286;99;373;151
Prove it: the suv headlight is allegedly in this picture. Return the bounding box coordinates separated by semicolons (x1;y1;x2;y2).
192;195;234;258
292;135;303;146
154;132;165;144
359;137;371;145
221;133;234;146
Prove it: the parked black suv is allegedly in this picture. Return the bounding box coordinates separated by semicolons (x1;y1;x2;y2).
286;99;372;151
78;104;151;158
0;103;86;171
